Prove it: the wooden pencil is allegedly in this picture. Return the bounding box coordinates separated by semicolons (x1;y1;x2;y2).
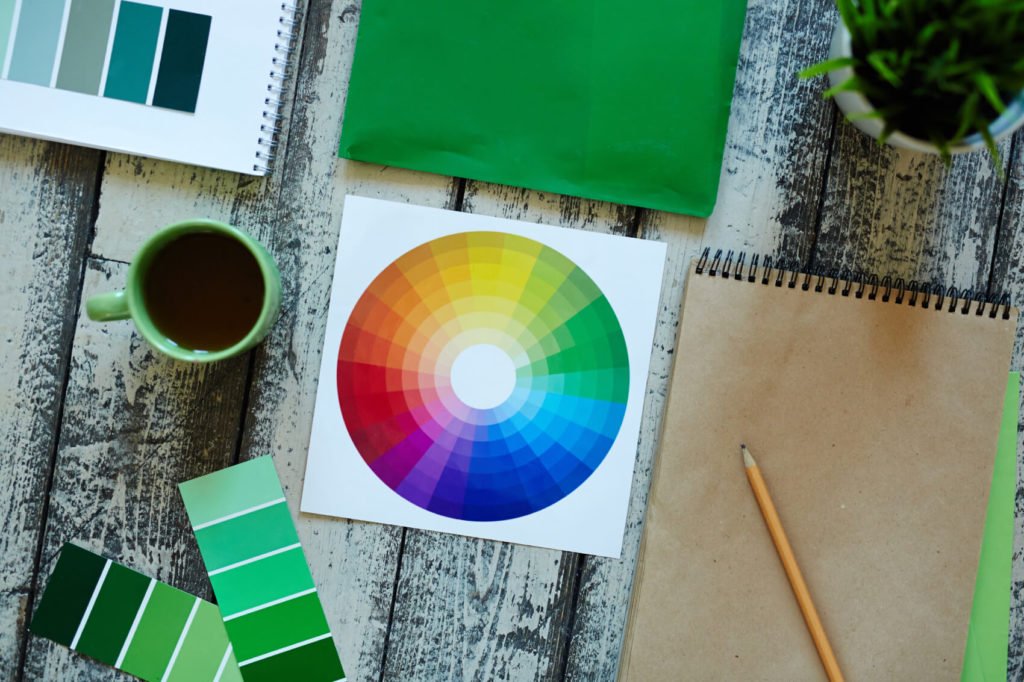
741;444;845;682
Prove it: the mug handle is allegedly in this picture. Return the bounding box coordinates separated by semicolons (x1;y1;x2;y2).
86;291;131;321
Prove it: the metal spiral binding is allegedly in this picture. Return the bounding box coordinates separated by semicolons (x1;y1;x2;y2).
694;247;1013;320
255;2;303;173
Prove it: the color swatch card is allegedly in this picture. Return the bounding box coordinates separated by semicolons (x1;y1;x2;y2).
301;196;667;557
179;457;346;682
339;0;748;216
0;0;297;174
31;543;242;681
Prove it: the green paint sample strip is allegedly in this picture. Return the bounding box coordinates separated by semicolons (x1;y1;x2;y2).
31;543;242;682
180;457;346;682
104;1;163;104
152;9;211;113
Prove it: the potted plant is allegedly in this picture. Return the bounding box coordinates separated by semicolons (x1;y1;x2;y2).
800;0;1024;164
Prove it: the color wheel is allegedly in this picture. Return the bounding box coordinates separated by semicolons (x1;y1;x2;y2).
337;231;629;522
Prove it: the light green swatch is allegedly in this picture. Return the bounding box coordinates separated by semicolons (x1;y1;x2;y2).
962;371;1018;680
179;457;284;527
119;582;194;681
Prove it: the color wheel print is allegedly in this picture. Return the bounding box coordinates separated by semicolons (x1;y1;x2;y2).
337;231;629;521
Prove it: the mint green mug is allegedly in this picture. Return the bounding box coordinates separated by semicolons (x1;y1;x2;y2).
86;220;282;363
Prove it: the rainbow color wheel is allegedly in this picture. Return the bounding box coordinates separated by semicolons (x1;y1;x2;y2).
337;231;629;521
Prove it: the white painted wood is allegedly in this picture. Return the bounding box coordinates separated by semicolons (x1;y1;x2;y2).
0;135;100;678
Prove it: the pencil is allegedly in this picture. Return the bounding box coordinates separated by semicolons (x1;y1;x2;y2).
741;444;845;682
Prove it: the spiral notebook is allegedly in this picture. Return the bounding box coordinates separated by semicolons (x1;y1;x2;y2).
0;0;299;175
620;251;1018;680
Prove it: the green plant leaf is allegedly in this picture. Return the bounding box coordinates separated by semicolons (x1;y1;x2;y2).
867;52;902;86
822;75;863;99
799;57;856;79
973;72;1007;113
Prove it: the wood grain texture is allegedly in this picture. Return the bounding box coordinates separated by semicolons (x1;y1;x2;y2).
0;137;101;679
237;1;458;678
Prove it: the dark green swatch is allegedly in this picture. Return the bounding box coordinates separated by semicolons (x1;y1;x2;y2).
104;1;163;104
225;593;330;661
75;562;152;663
55;0;116;95
240;637;345;682
152;9;211;113
30;544;107;645
6;0;66;85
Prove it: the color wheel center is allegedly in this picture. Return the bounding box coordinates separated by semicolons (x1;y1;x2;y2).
450;344;517;410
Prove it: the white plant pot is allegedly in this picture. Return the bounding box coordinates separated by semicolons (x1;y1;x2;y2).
827;22;1024;154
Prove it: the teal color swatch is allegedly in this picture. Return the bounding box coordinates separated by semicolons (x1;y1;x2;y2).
180;457;345;681
961;372;1019;680
0;0;16;75
55;0;115;94
30;543;242;682
7;0;66;85
152;9;210;113
103;1;162;104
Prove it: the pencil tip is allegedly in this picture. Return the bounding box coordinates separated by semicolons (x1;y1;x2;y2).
741;445;756;468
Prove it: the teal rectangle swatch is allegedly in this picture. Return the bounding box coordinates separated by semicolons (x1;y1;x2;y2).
180;457;345;681
0;0;17;75
30;543;242;682
152;8;210;113
7;0;66;85
55;0;115;94
103;1;162;104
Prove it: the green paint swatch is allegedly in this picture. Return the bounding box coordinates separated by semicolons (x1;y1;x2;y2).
180;458;345;680
0;0;17;75
75;561;151;663
338;0;748;217
103;1;162;104
55;0;115;95
29;544;106;645
962;372;1019;679
7;0;66;86
152;9;210;113
31;543;242;682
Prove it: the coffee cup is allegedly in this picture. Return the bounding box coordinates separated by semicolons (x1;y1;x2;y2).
86;219;282;362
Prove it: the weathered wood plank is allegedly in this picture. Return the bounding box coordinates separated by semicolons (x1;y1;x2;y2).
987;134;1024;680
0;136;101;679
236;1;460;680
21;259;251;680
565;0;838;677
378;187;635;682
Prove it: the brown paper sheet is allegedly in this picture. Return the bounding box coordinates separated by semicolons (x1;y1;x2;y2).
620;263;1018;681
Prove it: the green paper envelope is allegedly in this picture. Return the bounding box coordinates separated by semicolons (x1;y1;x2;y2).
962;371;1019;680
338;0;748;217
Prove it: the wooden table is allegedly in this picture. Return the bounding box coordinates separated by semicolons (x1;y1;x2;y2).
2;1;1022;679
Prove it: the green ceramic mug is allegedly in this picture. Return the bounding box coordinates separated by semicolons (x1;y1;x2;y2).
86;220;282;363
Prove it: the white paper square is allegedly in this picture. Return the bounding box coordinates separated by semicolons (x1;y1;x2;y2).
301;196;666;557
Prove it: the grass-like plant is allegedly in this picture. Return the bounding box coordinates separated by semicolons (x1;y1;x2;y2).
800;0;1024;164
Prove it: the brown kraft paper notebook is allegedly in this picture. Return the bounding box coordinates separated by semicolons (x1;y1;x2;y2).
620;254;1018;681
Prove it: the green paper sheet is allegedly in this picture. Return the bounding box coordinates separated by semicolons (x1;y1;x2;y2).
962;372;1019;680
338;0;748;217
